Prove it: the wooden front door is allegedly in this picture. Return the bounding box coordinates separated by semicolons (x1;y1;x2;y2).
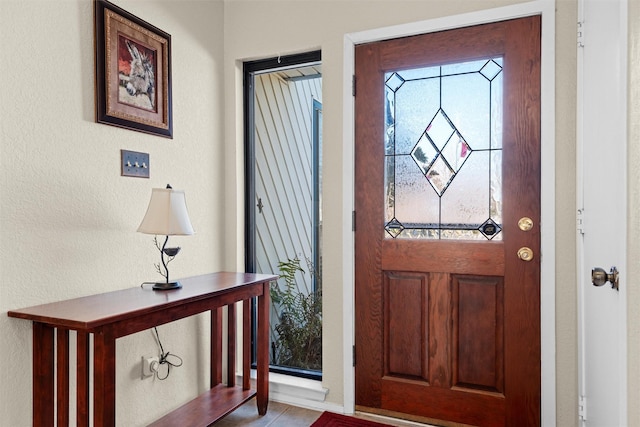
354;17;541;427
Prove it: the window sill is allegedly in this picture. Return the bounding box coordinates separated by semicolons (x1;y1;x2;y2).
238;370;329;410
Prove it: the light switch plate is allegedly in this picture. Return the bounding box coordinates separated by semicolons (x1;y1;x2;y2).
121;150;150;178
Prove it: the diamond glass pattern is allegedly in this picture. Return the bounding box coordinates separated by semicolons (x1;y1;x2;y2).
385;217;405;238
480;60;503;81
479;218;502;239
426;110;454;150
384;57;503;240
386;72;405;92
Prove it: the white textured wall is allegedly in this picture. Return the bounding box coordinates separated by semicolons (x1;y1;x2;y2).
3;0;639;426
0;0;224;425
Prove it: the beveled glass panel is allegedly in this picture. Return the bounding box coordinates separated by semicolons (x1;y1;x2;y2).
384;155;395;221
411;133;438;174
384;57;503;240
489;150;503;223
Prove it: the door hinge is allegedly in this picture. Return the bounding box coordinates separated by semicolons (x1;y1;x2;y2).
352;345;356;366
352;75;356;97
577;21;585;48
352;210;356;232
579;395;587;420
577;209;585;235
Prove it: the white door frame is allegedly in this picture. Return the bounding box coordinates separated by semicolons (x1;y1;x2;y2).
576;0;628;424
341;1;556;423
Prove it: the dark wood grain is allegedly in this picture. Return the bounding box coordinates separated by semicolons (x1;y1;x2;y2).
354;16;541;427
32;322;54;427
9;272;276;427
148;384;256;427
227;303;236;387
256;281;270;415
56;329;69;426
243;299;251;390
428;273;451;388
501;16;541;426
93;327;116;427
77;331;90;427
381;379;505;427
378;22;505;71
382;240;505;276
354;40;384;409
453;275;504;393
383;272;425;378
211;307;223;387
8;272;275;330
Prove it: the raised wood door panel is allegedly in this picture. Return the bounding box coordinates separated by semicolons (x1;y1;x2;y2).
378;270;507;426
355;16;540;427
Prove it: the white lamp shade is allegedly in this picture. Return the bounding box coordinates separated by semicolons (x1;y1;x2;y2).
137;187;195;236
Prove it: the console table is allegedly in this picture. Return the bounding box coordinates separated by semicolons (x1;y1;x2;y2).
8;272;277;427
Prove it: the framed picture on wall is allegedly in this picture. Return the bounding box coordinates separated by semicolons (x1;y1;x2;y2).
94;0;173;138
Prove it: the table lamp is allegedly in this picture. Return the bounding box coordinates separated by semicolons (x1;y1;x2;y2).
138;184;194;290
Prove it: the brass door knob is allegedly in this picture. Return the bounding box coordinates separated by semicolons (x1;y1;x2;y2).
517;247;534;261
592;266;619;290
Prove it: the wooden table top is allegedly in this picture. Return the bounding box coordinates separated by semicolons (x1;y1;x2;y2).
7;272;277;330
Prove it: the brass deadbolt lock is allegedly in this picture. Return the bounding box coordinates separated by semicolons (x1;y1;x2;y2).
517;247;534;262
518;217;534;232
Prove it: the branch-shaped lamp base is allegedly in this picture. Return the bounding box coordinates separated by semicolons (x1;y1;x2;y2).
152;235;182;291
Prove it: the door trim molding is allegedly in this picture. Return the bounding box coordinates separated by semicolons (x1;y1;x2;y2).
342;1;556;423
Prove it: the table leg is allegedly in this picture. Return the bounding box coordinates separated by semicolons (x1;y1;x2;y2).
33;322;54;427
257;281;270;415
211;307;222;387
243;299;251;390
227;303;236;387
94;328;116;427
77;331;90;427
56;329;70;426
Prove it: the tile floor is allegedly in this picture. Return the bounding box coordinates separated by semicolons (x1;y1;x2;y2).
215;400;434;427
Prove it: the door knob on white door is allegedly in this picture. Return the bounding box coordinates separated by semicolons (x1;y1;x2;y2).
591;266;619;290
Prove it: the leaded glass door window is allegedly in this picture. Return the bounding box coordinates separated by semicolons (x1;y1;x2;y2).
384;58;503;240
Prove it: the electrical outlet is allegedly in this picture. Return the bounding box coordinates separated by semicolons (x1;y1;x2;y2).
141;356;159;379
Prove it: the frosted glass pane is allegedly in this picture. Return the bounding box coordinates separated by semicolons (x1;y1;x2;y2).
393;79;440;155
384;57;503;240
440;151;490;225
441;59;490;76
394;155;440;225
442;73;490;150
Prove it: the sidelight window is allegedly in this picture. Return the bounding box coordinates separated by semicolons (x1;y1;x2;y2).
244;52;323;380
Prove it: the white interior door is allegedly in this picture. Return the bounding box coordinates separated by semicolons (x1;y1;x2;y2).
578;0;627;425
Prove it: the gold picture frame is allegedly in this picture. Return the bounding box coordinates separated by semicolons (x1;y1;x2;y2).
94;0;172;138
